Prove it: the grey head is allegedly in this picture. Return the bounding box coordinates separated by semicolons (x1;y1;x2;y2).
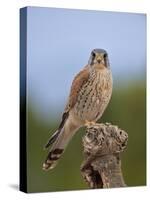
88;48;110;68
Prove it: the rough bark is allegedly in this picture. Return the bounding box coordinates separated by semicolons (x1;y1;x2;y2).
81;123;128;188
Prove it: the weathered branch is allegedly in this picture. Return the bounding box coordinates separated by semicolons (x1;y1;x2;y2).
81;123;128;188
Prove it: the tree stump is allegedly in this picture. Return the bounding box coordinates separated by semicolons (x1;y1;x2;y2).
81;123;128;188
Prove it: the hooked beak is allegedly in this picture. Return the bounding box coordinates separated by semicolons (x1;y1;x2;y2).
97;59;101;64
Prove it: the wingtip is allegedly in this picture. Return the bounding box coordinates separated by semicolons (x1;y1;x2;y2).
44;141;52;149
43;143;49;150
44;130;60;150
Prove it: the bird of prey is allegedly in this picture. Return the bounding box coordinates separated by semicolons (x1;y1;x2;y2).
43;49;113;170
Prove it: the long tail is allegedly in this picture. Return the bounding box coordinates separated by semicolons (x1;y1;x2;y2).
43;118;79;170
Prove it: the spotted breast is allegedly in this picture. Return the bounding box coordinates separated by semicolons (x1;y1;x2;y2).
73;67;113;122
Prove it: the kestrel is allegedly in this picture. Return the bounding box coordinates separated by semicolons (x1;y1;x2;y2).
43;49;113;170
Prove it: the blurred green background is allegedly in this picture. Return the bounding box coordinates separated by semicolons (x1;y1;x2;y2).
24;7;146;192
27;79;146;192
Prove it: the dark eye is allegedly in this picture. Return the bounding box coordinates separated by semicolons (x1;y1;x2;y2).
103;53;107;58
92;51;96;57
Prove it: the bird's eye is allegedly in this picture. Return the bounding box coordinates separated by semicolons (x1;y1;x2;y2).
103;53;107;58
92;52;96;57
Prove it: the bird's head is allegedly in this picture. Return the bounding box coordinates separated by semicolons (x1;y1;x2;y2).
88;49;110;69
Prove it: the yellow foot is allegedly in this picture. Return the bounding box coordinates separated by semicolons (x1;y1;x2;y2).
85;120;96;127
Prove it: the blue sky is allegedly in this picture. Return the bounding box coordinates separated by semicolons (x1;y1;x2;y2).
25;7;146;121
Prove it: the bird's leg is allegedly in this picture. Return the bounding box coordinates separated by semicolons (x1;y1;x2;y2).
85;120;96;127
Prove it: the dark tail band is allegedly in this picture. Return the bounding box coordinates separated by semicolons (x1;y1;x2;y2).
43;148;64;170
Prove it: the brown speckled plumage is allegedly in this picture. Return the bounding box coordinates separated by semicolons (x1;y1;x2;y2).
43;49;113;170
